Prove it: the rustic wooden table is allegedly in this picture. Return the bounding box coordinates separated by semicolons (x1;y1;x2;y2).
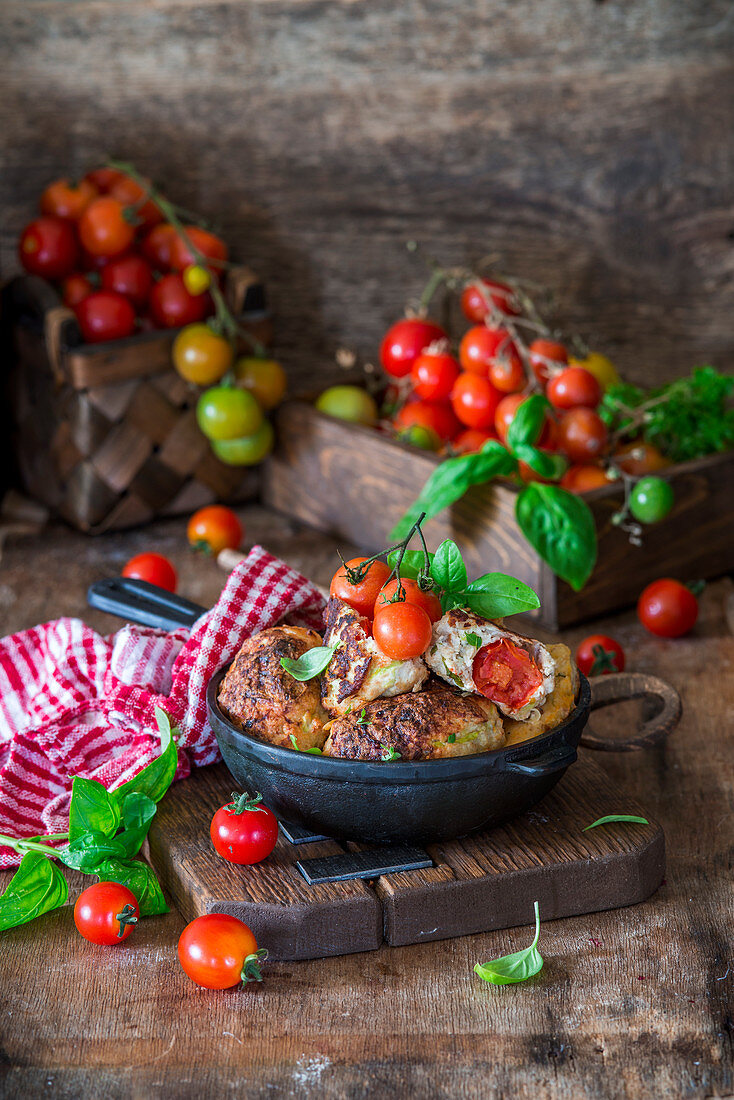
0;506;731;1100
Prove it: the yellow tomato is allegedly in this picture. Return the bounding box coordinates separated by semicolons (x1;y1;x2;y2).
172;324;234;385
569;351;620;392
233;357;287;411
182;265;212;296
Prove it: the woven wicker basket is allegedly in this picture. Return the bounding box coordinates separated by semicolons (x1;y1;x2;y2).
3;271;271;533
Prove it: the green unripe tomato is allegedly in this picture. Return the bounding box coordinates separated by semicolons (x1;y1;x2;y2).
397;424;441;451
211;420;275;465
315;385;378;426
629;476;674;524
197;386;263;442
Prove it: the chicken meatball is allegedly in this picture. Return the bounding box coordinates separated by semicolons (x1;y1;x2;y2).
320;597;428;717
323;679;505;761
217;625;329;750
503;643;579;745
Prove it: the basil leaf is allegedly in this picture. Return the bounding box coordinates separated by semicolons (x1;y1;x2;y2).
464;573;541;618
111;707;178;808
0;851;69;931
583;815;649;831
117;793;158;858
431;539;468;592
389;442;518;541
381;747;401;761
58;832;128;872
516;484;597;591
474;901;543;985
68;777;121;843
465;632;483;648
512;444;568;481
387;549;434;580
288;734;323;754
440;590;468;614
281;644;338;681
97;858;169;917
506;395;550;450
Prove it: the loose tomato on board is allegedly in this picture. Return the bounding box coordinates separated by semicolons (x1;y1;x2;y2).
575;635;625;676
451;374;501;431
122;552;177;592
178;914;267;988
18;217;79;280
374;577;442;623
330;557;391;619
528;338;568;386
211;421;275;465
460;279;519;322
40;178;98;221
234;357;287;411
172;323;233;385
78;197;136;258
637;579;698;638
149;273;208;329
196;386;263;441
187;505;243;555
210;792;279;865
61;273;94;308
74;290;137;343
394;399;460;442
373;601;433;660
73;882;139;946
411;350;460;402
379;319;447;379
101;254;153;310
141;224;178;271
546;367;601;411
169;227;229;272
108;175;163;232
556;408;609;464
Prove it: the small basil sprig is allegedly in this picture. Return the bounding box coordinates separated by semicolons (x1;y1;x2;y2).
584;815;649;831
430;539;541;617
381;746;401;761
474;901;544;985
281;644;338;682
288;734;323;754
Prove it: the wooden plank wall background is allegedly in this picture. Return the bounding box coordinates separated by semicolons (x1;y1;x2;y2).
1;0;733;392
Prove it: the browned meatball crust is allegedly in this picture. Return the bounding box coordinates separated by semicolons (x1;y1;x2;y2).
217;625;329;750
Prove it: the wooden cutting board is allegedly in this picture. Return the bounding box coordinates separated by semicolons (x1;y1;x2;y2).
147;755;664;961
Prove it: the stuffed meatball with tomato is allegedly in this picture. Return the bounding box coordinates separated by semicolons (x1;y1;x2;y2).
503;642;578;745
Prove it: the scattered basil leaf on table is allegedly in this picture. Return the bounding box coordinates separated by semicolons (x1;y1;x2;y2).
506;394;550;450
464;574;541;618
387;549;434;580
58;832;129;873
512;443;568;481
68;777;121;843
0;852;69;932
116;793;158;857
516;484;597;592
281;645;338;681
474;901;544;986
584;815;649;831
431;539;468;593
465;632;483;648
96;858;169;917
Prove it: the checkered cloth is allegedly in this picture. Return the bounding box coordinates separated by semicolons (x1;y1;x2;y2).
0;546;325;869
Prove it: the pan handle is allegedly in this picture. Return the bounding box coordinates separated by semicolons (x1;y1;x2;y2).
580;672;681;752
505;742;578;777
87;577;206;631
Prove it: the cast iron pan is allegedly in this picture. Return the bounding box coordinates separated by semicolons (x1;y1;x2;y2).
89;576;682;844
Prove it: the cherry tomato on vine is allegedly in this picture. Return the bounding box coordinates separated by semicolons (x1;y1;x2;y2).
494;393;526;442
556;408;608;464
529;338;568;386
211;421;275;465
172;323;233;385
547;367;601;411
18;217;79;280
575;634;625;676
373;601;433;660
411;350;460;402
149;273;208;329
73;882;139;946
40;178;98;221
374;578;442;623
122;552;177;592
629;476;674;524
560;464;613;493
61;273;94;309
394;399;460;442
182;264;212;296
569;351;620;393
460;279;519;322
101;254;153;310
613;441;670;477
84;167;123;194
170;227;229;272
396;424;441;451
141;224;178;271
315;385;378;425
452;427;499;454
187;505;243;555
459;326;521;382
74;290;137;343
517;459;556;485
197;386;263;442
379;319;447;379
78;197;136;258
234;357;287;411
637;579;698;638
330;557;391;619
451;373;501;430
108;175;163;232
178;913;267;989
210;792;279;865
488;352;526;395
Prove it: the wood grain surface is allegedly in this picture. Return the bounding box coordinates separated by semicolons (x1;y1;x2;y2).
0;507;732;1099
2;1;734;393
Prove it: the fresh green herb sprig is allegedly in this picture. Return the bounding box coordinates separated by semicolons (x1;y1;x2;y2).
288;735;323;755
381;746;401;761
584;815;649;831
474;901;544;985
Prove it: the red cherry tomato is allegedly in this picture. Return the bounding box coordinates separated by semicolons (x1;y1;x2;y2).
330;557;391;619
547;367;602;411
460;279;519;322
374;577;442;623
373;601;433;660
575;634;625;676
452;427;499;454
73;882;139;946
187;505;243;555
488;352;526;395
411;351;460;402
108;175;163;232
18;217;79;280
459;326;522;383
613;441;670;477
40;178;98;221
394;399;460;442
517;458;556;485
637;579;698;638
178;914;266;989
169;227;229;272
561;464;613;493
557;408;609;464
149;273;208;329
451;373;501;430
210;792;279;865
529;338;568;386
61;273;94;308
84;168;124;194
140;224;178;271
78;197;136;258
379;319;447;379
74;290;137;343
101;255;153;310
122;552;177;592
494;392;527;442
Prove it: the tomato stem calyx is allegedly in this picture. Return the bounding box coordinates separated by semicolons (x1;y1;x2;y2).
228;791;266;816
241;947;268;984
588;644;620;676
115;903;139;938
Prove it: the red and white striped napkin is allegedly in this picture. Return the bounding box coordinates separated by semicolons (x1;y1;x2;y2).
0;546;325;869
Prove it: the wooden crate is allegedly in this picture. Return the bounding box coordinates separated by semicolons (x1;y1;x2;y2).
262;400;734;631
2;271;271;533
